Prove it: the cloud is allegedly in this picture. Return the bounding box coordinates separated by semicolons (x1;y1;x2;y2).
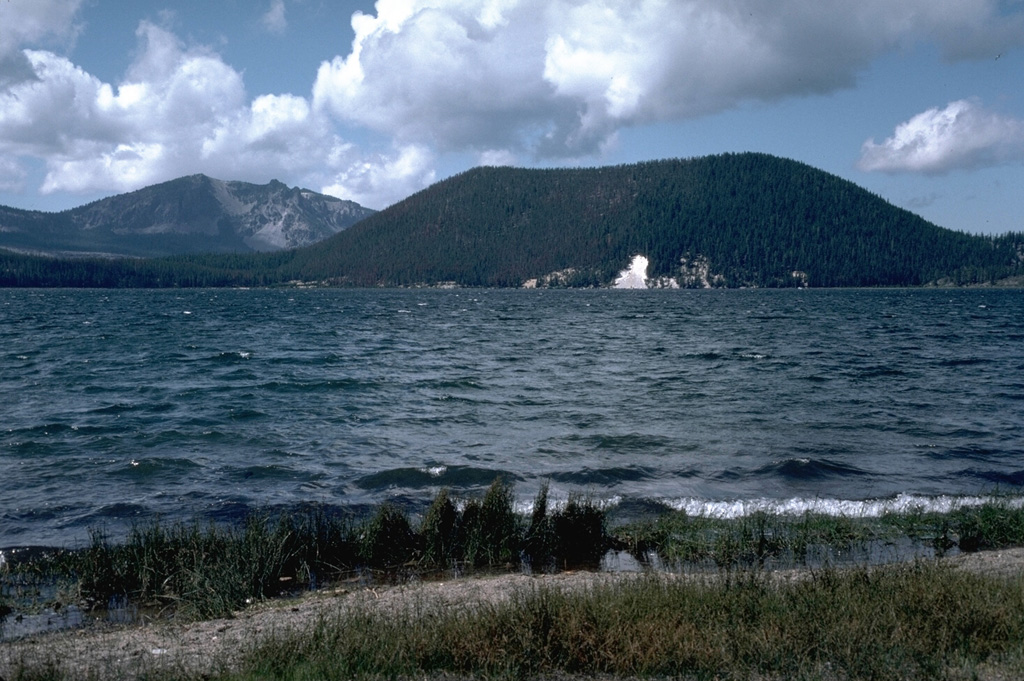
321;145;437;209
0;0;82;59
4;0;1024;209
0;19;423;208
262;0;288;35
858;99;1024;174
0;0;83;90
312;0;1024;158
0;155;27;193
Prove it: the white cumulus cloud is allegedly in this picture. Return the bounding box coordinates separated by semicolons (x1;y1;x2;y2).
312;0;1024;158
858;99;1024;174
0;0;82;59
0;0;83;90
4;0;1024;210
0;18;427;208
321;144;437;210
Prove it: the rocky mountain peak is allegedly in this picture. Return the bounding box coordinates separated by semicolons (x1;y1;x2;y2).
0;175;375;257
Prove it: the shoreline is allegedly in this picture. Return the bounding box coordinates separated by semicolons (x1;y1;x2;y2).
5;547;1024;680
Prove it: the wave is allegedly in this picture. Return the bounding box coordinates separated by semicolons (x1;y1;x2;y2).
661;493;1024;519
549;465;659;485
107;456;203;481
355;465;517;491
256;378;380;394
210;351;253;362
853;365;906;379
560;433;676;454
937;357;990;367
715;457;870;483
762;457;871;481
228;465;323;483
963;468;1024;486
8;422;117;438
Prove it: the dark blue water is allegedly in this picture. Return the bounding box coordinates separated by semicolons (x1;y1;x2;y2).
2;288;1023;549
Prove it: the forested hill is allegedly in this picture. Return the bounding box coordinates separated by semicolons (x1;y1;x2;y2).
2;153;1022;287
283;153;1022;288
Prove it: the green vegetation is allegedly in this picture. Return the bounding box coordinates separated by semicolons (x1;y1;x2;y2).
2;479;607;621
4;153;1023;288
619;500;1024;569
6;487;1024;625
7;491;1024;679
228;564;1024;681
288;154;1024;288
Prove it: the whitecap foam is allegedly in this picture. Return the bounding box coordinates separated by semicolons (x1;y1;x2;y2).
662;494;1024;519
515;493;622;517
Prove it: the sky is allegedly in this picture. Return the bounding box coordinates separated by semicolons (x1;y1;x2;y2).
1;1;1023;236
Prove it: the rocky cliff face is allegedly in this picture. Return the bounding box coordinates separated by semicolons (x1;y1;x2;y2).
0;175;375;257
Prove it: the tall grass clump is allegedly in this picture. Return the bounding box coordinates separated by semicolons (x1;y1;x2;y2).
521;484;608;571
279;505;359;589
72;518;287;619
52;508;360;619
613;499;1024;571
457;477;521;569
552;492;607;567
1;479;610;620
616;508;916;569
951;500;1024;552
420;487;459;568
358;503;417;569
523;483;557;569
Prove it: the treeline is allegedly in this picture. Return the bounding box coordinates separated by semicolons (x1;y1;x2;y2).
3;153;1022;287
0;250;289;288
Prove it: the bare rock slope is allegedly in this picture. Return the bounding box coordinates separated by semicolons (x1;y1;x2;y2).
0;175;375;257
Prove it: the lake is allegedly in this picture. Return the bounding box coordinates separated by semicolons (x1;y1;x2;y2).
3;287;1023;549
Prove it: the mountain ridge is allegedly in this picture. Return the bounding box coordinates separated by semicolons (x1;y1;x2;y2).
2;153;1022;288
0;175;375;257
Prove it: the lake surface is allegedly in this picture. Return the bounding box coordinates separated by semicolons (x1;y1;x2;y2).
3;287;1023;549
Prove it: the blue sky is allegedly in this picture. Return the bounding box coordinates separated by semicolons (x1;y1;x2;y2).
1;1;1022;236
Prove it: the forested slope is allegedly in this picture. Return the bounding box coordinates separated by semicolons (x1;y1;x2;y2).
284;153;1022;287
3;153;1022;287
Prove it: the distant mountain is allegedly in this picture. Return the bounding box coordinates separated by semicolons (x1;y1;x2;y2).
2;154;1021;288
0;175;375;257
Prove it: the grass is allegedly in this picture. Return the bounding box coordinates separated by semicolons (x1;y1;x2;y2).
7;491;1024;679
612;498;1024;570
7;489;1024;622
2;478;609;621
223;563;1024;681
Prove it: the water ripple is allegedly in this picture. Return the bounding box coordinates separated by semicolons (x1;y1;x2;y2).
2;288;1023;547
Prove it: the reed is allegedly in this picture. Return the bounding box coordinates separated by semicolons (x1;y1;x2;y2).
612;499;1024;570
419;487;459;568
9;496;1024;680
951;501;1024;551
1;479;608;620
6;491;1024;628
457;477;522;568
